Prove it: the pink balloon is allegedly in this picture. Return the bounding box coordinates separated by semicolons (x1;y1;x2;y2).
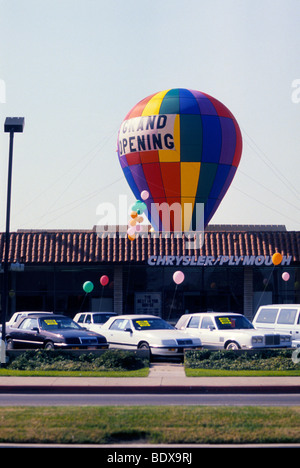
173;270;185;285
100;275;109;286
282;272;290;282
141;190;149;200
127;226;136;236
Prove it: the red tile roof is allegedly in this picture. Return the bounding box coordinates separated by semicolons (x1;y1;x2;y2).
0;228;299;264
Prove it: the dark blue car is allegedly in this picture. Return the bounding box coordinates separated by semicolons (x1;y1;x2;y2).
6;313;108;350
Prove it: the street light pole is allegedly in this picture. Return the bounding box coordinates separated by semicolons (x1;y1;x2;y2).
0;117;25;364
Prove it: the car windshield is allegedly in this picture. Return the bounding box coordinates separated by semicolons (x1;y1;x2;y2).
40;317;81;330
132;318;174;330
215;315;254;330
93;314;114;324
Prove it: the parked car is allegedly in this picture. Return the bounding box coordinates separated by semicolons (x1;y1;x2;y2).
175;312;291;350
0;311;54;331
98;314;202;357
5;313;108;350
252;304;300;348
74;312;117;331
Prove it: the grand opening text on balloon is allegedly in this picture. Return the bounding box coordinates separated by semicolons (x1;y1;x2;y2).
118;114;176;155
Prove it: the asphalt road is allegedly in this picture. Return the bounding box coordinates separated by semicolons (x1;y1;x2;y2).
1;392;300;406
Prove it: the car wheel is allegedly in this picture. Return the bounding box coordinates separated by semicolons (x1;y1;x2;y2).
6;339;14;350
44;341;55;350
138;341;151;353
225;341;240;350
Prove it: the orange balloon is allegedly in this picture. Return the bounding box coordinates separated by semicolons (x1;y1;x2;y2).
128;234;136;241
130;211;138;219
129;218;137;226
272;252;283;265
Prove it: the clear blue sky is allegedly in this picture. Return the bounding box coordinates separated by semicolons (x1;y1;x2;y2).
0;0;299;232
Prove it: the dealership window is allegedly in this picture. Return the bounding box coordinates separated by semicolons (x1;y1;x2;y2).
123;265;245;320
12;265;115;317
253;266;299;305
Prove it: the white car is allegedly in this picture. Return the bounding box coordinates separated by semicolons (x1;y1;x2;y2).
3;311;53;330
98;314;202;357
252;304;300;348
175;312;291;350
74;312;117;332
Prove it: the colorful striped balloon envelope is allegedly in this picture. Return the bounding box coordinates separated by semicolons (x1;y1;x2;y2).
117;88;242;232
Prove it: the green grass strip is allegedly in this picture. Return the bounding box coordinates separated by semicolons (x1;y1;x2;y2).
0;368;149;377
185;368;300;377
0;406;299;444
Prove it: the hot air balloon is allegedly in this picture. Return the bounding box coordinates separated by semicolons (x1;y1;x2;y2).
117;88;242;231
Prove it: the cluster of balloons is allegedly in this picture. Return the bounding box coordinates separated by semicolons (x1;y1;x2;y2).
82;275;109;293
127;191;149;241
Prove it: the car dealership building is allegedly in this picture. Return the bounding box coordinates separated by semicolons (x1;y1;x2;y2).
0;224;299;323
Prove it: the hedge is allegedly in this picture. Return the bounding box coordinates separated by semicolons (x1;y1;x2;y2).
5;349;149;372
185;348;300;371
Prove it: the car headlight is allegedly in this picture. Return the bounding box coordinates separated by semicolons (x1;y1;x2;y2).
281;336;291;342
55;334;65;341
192;338;201;345
161;339;177;346
252;336;263;344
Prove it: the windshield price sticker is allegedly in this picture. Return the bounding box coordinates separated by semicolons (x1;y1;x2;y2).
136;320;151;327
44;319;58;325
218;317;232;325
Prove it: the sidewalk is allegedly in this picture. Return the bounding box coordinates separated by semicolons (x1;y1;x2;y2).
1;363;300;394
